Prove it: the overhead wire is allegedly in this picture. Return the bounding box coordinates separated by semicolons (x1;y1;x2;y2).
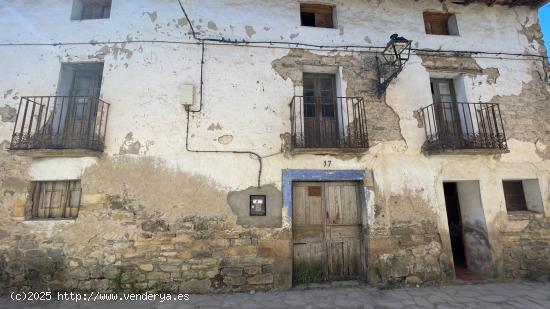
2;1;548;188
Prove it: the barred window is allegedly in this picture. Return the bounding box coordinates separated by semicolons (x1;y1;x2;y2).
29;180;82;219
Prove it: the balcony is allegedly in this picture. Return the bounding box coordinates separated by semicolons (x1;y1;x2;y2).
420;102;508;154
9;96;110;156
290;96;369;153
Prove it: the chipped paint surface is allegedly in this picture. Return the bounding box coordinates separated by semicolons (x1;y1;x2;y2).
0;0;549;292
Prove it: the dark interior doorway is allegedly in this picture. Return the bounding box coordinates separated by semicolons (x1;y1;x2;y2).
443;182;489;282
443;182;467;268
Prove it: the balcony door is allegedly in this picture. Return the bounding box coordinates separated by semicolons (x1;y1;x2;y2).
64;68;103;147
303;73;339;148
431;78;462;141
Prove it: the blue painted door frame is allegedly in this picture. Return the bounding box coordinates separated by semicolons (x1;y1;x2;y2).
282;169;369;220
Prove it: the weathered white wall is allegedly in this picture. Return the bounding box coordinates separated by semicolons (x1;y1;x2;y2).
456;181;493;275
0;0;548;259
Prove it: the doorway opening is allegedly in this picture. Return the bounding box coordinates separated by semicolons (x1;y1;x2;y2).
444;183;467;268
443;181;493;282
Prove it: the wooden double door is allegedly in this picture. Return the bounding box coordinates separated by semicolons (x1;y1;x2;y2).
292;182;363;282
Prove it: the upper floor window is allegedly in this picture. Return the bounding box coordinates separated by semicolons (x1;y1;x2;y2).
300;3;335;28
423;12;459;35
72;0;111;20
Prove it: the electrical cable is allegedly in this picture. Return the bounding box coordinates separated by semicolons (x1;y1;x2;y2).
2;1;547;188
185;104;262;187
174;1;266;187
183;41;264;187
173;0;548;189
173;0;548;61
1;39;547;63
1;0;548;62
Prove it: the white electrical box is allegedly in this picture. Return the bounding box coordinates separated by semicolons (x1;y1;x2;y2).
179;84;195;107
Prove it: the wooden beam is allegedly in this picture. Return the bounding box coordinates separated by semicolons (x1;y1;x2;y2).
531;0;549;8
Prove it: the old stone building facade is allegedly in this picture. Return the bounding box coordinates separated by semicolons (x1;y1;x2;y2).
0;0;549;293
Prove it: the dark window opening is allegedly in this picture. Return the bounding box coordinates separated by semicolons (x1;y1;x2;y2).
304;104;316;117
503;181;528;212
301;12;316;27
29;180;82;219
321;104;335;117
72;0;111;20
300;3;334;28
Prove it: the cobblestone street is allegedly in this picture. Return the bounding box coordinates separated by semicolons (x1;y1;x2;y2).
1;282;549;308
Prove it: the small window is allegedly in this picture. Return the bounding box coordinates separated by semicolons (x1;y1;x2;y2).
300;3;335;28
503;179;544;213
423;12;458;35
72;0;111;20
29;180;82;219
503;181;527;212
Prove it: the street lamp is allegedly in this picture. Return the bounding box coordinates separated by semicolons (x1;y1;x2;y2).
381;34;412;68
377;34;412;96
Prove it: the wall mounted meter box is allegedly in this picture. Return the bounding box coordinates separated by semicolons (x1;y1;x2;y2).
180;84;194;108
249;195;266;216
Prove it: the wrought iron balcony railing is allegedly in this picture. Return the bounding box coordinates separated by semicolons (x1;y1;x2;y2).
420;102;508;153
290;96;369;150
10;96;110;152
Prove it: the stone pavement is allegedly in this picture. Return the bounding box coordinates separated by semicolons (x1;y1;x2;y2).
1;282;549;308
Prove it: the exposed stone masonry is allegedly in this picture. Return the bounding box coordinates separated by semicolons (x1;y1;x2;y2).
0;205;290;293
499;215;550;281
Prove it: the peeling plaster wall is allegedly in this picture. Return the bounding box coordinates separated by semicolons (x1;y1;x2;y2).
0;0;549;292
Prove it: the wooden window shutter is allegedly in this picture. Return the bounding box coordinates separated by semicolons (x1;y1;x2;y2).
300;4;334;28
30;180;82;219
424;12;450;35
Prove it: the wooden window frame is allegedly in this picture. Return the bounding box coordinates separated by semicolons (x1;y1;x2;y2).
424;12;454;36
503;180;528;212
28;180;82;220
300;3;335;29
